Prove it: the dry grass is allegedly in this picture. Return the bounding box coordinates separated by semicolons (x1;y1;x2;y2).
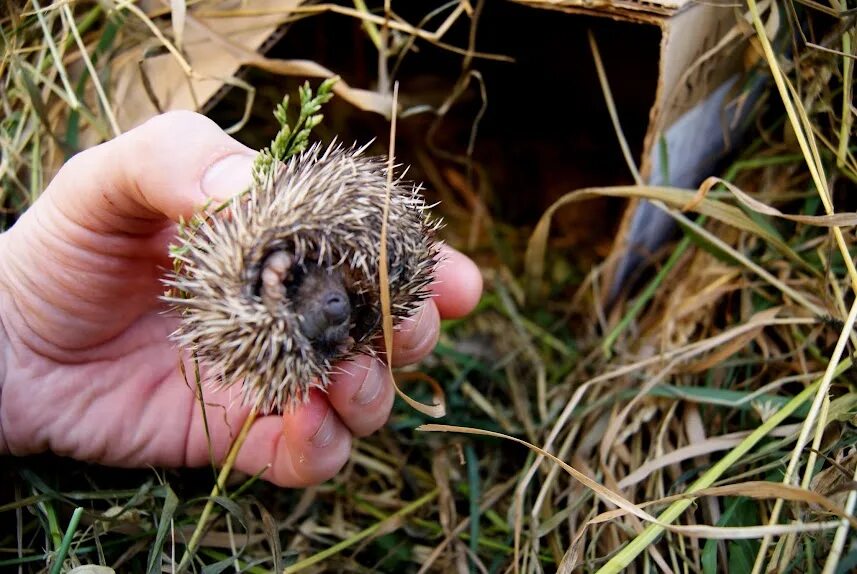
2;1;857;573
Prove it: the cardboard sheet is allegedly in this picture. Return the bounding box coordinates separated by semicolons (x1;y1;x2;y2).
511;0;758;299
112;0;391;131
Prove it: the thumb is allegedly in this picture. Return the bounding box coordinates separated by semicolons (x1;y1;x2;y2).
48;110;255;234
0;111;255;352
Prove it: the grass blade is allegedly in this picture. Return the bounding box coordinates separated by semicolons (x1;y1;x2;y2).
50;507;84;574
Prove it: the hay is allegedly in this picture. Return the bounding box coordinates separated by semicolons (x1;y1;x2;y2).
2;1;856;573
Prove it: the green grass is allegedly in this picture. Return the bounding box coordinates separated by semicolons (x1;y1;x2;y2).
2;1;857;572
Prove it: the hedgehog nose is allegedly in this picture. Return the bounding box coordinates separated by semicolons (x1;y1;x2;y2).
323;293;350;325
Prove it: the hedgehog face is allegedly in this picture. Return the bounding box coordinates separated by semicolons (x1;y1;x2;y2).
291;264;353;358
257;250;354;357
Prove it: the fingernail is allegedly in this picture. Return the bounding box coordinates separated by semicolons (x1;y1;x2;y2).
201;153;256;202
401;304;439;352
310;408;336;448
352;360;385;406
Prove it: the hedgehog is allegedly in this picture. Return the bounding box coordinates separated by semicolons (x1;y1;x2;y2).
164;142;441;414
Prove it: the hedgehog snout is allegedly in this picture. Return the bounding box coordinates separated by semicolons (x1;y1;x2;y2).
293;266;354;357
322;292;350;325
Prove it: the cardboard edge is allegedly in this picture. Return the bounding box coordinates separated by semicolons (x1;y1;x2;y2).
599;18;670;298
509;0;669;25
511;0;686;19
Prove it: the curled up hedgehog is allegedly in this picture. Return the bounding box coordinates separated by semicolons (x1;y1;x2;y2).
164;142;441;414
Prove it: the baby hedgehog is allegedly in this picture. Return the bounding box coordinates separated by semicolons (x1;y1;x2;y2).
164;142;441;414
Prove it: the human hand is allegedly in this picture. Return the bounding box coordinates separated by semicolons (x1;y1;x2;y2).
0;111;482;487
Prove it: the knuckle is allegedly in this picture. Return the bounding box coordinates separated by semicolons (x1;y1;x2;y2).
141;110;211;135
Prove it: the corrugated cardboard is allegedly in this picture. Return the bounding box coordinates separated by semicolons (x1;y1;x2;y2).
112;0;391;131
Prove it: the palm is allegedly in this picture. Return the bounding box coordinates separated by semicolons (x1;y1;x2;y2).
1;216;243;467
